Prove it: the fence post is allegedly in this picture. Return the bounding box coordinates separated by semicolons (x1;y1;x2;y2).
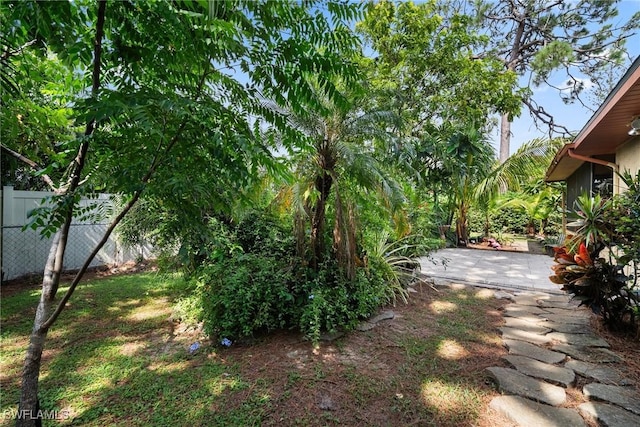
1;186;14;283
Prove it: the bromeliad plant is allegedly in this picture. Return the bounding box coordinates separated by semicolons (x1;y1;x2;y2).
549;191;638;331
550;242;631;327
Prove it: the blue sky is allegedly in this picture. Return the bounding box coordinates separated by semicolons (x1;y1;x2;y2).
497;0;640;155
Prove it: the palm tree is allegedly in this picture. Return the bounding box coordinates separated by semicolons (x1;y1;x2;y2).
281;85;404;279
446;125;495;245
473;138;565;238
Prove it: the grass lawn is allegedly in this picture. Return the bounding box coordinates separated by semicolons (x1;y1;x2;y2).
1;270;515;426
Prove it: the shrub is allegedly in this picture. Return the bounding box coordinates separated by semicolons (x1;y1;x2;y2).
200;253;296;339
181;209;434;344
550;188;640;332
299;260;393;343
606;170;640;285
550;242;631;328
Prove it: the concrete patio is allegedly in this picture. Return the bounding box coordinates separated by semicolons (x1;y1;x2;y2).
417;247;561;294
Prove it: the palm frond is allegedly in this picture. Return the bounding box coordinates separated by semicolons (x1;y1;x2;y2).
475;137;564;201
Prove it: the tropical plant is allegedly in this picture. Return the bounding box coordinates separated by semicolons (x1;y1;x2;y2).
367;232;426;306
550;242;634;330
498;184;561;236
550;186;640;332
606;170;640;288
446;125;495;245
568;193;613;251
282;81;405;280
2;1;363;423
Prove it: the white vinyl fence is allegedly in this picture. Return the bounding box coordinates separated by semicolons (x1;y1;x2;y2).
1;186;151;281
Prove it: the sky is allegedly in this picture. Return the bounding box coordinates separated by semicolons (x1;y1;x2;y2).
497;0;640;156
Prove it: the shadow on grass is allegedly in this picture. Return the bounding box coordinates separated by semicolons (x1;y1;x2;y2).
1;275;508;426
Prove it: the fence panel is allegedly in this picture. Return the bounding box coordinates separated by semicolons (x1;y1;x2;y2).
1;186;149;281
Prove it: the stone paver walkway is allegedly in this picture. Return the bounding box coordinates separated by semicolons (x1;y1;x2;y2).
420;249;640;426
486;290;640;427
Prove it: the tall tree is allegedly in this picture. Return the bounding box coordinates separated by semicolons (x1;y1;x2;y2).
356;0;523;222
358;0;523;138
1;1;362;424
475;0;640;162
445;125;495;245
280;82;404;279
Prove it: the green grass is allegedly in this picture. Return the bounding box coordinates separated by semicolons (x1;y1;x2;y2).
1;273;253;426
1;273;507;426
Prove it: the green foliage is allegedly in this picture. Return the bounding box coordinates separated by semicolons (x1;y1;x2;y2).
550;243;633;330
358;0;521;127
606;170;640;275
551;179;640;332
568;193;613;250
200;252;296;339
299;260;392;343
468;205;527;235
177;207;410;344
235;210;295;258
477;0;639;145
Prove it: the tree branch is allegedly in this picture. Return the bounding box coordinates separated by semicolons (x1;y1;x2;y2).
0;144;58;192
522;97;574;138
1;39;37;61
41;59;213;331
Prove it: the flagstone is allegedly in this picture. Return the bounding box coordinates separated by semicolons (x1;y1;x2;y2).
503;339;566;364
552;344;621;363
499;327;552;345
490;396;586;427
583;383;640;415
578;402;640;427
546;332;610;347
566;360;633;386
503;355;575;387
486;367;566;406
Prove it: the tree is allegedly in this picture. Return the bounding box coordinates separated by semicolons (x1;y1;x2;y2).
356;0;523;240
281;81;404;279
445;125;495;245
475;0;640;162
1;1;362;424
357;0;523;136
473;137;565;237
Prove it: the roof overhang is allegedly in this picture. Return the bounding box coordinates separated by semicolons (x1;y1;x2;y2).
545;56;640;182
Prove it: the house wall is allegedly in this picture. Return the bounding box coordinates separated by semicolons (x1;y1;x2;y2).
566;162;592;212
615;136;640;193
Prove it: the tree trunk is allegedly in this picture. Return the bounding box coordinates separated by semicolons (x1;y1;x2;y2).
310;171;332;270
456;204;468;247
484;212;490;237
16;231;62;426
499;113;511;163
16;3;106;425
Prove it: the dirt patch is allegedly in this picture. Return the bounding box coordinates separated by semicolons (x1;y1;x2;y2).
205;284;516;426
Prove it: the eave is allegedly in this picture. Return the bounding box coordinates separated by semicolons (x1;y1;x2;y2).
545;56;640;182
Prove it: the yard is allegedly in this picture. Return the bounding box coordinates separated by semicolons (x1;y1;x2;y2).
3;268;517;426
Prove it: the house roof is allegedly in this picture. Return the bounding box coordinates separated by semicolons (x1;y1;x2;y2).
545;56;640;182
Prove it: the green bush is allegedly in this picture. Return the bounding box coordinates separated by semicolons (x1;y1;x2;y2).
235;210;295;257
173;207;433;344
299;260;393;342
200;253;297;339
607;170;640;279
552;186;640;333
